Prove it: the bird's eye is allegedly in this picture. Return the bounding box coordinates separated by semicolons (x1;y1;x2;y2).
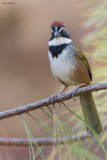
61;29;64;33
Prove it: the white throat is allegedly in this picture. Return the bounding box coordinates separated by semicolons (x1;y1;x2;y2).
49;37;72;46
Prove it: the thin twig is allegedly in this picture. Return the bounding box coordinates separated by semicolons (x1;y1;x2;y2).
0;82;106;120
47;105;53;114
0;122;106;146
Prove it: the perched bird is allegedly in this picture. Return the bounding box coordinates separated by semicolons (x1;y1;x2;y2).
48;20;103;135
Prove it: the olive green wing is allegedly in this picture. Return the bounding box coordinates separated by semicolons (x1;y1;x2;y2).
74;44;92;81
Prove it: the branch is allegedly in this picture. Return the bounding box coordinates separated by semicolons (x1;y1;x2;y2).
0;82;107;120
0;123;107;146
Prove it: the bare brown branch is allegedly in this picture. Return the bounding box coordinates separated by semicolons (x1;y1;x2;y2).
0;82;107;120
0;123;106;146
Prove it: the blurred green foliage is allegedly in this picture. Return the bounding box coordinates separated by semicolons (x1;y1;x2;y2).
80;1;107;158
82;0;107;120
81;0;107;79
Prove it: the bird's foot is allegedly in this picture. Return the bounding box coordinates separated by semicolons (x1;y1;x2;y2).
50;92;63;110
50;86;68;106
50;94;59;114
71;83;86;101
50;94;58;105
71;86;78;101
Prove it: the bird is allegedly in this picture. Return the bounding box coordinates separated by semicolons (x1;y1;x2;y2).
48;20;103;135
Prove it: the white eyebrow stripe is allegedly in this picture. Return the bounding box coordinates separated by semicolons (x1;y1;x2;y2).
59;27;64;32
51;29;54;33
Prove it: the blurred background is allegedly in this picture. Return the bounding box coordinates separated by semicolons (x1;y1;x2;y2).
0;0;107;159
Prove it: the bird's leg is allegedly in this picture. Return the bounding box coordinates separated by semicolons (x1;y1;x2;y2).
58;86;68;94
71;83;86;101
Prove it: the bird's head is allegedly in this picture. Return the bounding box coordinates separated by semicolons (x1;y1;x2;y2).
49;20;71;46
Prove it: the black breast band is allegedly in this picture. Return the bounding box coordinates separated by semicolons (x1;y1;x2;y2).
49;43;70;58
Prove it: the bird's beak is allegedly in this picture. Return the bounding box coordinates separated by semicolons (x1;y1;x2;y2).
54;30;60;38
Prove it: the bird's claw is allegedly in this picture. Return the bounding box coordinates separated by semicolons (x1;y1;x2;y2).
50;94;58;105
71;87;78;101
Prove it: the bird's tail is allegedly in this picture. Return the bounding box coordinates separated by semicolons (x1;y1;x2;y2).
79;93;103;135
